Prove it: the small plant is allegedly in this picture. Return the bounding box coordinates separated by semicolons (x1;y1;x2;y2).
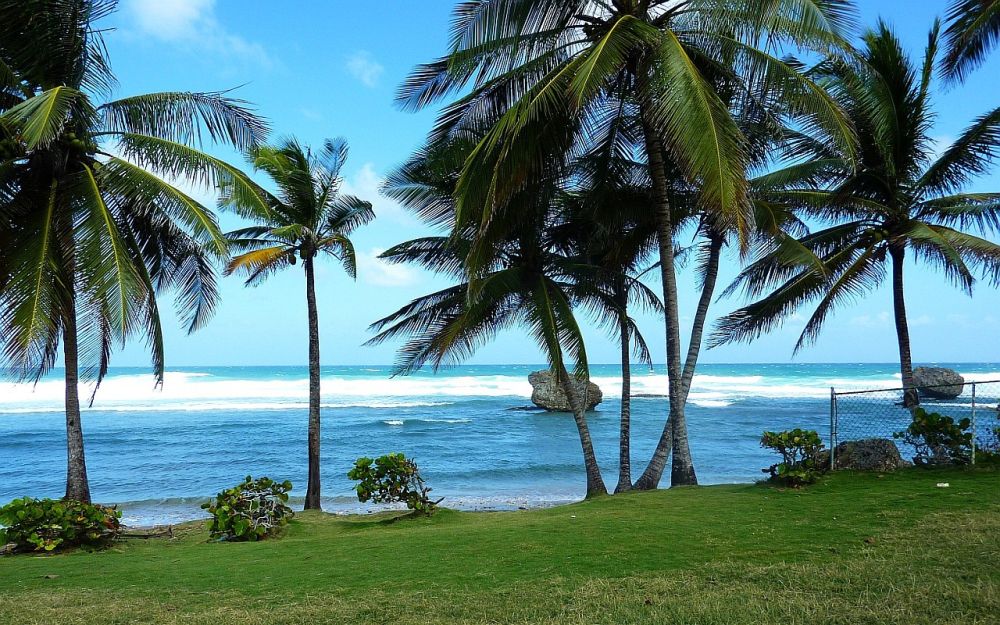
0;497;121;553
201;476;293;541
894;408;972;466
348;453;439;515
760;429;826;487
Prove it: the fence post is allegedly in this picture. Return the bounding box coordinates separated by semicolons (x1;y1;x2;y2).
971;382;977;466
830;387;837;471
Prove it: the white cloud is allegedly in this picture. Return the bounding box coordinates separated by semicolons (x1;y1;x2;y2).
357;248;420;287
346;51;384;88
340;163;414;225
126;0;272;69
910;314;934;327
850;310;891;328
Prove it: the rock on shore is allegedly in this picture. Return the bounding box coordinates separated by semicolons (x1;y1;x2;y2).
528;370;602;412
913;367;964;399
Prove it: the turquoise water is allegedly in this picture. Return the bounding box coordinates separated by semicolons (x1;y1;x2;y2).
2;362;998;526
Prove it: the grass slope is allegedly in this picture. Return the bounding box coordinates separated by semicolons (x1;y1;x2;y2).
1;467;998;624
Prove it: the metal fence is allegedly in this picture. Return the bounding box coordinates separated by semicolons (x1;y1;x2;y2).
830;379;1000;468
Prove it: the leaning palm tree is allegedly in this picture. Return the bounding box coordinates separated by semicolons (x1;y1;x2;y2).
223;138;374;510
0;0;268;502
373;138;612;497
713;21;1000;406
943;0;1000;82
398;0;857;486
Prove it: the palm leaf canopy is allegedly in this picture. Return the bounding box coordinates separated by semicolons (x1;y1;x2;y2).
942;0;1000;82
0;0;268;394
398;0;859;264
712;21;1000;351
223;137;374;285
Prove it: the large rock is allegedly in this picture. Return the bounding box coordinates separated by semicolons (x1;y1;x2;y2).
913;367;964;399
817;438;909;472
528;370;602;412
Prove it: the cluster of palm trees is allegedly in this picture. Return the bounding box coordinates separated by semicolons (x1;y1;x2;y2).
0;0;371;507
1;0;999;506
370;0;1000;494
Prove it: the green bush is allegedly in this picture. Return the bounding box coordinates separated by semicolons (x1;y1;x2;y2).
0;497;121;553
761;429;826;487
893;408;972;466
201;476;293;541
348;453;439;515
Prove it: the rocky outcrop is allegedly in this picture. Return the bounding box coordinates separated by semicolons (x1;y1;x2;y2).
913;367;965;399
528;370;602;412
817;438;909;472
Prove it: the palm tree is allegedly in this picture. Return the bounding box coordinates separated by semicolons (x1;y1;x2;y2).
712;21;1000;406
0;0;268;502
223;138;374;510
397;0;857;486
943;0;1000;82
372;139;611;497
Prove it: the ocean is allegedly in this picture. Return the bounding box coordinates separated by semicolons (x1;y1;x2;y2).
2;362;999;526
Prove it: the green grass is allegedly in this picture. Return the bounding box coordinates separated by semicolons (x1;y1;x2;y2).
1;467;998;624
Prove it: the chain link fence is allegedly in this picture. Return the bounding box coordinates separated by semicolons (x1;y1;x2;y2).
830;379;1000;467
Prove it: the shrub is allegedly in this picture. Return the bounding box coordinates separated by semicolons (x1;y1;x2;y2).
761;429;826;487
348;453;439;515
0;497;121;553
201;476;293;541
893;408;972;466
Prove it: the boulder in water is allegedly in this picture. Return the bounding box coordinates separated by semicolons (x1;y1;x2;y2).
913;367;964;399
528;370;602;412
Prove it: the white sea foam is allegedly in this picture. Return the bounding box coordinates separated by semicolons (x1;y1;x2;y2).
3;367;998;414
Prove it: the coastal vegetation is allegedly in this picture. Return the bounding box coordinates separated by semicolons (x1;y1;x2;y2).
1;0;999;548
0;0;268;502
223;138;374;509
0;467;997;624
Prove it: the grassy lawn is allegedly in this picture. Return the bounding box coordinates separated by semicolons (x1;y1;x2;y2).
1;467;998;624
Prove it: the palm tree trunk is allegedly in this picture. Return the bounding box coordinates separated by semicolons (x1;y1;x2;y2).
304;255;322;510
63;295;91;503
679;233;724;402
556;362;607;498
889;244;918;407
634;105;696;489
615;288;633;493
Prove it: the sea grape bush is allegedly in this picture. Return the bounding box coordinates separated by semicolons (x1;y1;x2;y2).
0;497;121;553
202;476;293;541
760;429;826;486
348;453;438;515
894;408;972;465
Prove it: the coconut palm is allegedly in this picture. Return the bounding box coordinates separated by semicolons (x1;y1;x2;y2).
712;22;1000;406
943;0;1000;82
372;139;616;497
398;0;857;486
223;138;374;510
0;0;268;502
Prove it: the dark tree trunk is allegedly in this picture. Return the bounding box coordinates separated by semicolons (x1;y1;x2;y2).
634;105;697;489
304;255;322;510
63;296;91;503
890;244;918;407
615;287;633;493
557;362;608;498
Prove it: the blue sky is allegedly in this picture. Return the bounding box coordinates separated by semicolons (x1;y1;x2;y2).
105;0;1000;367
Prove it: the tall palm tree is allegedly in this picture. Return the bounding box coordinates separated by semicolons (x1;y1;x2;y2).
223;138;374;510
372;139;612;497
398;0;857;486
943;0;1000;82
0;0;268;502
712;22;1000;405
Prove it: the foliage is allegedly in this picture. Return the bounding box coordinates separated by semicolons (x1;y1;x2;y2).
974;425;1000;464
201;476;293;541
894;408;973;466
760;429;826;486
0;497;121;553
348;453;438;515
